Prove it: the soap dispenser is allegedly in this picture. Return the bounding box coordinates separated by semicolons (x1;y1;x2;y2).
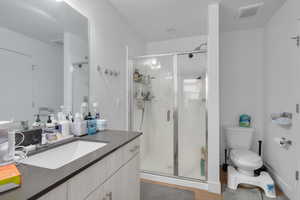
32;114;42;128
46;115;52;126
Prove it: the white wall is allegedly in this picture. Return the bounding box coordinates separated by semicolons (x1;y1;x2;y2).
220;1;300;198
220;29;264;164
0;26;63;122
263;0;300;198
65;0;146;130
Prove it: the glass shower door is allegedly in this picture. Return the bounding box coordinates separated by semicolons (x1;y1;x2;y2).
131;55;174;176
177;52;207;181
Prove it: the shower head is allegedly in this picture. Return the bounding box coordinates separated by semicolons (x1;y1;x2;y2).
194;42;207;51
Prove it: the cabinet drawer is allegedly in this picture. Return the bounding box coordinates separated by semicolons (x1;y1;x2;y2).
123;138;140;163
68;156;109;200
107;147;124;176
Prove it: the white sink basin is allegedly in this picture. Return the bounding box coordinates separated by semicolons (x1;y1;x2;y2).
21;141;107;169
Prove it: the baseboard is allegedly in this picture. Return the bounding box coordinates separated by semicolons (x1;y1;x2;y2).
264;162;293;199
140;172;209;191
208;180;221;194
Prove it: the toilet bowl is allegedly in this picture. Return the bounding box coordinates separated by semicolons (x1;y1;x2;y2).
230;148;263;176
224;126;260;175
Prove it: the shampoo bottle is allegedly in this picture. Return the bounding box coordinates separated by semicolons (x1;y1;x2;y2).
200;147;206;177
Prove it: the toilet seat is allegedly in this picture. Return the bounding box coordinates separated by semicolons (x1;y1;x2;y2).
230;149;263;171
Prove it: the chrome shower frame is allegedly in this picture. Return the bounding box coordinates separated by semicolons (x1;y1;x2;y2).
128;49;208;183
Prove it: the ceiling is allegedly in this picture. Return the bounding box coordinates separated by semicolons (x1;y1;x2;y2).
0;0;88;44
108;0;214;42
108;0;286;42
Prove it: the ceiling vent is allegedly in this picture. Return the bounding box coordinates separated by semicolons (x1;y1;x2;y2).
238;2;264;18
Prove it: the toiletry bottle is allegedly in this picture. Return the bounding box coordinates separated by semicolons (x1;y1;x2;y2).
41;132;47;145
100;120;107;131
96;112;101;131
80;102;88;120
45;115;57;142
87;112;97;135
73;113;81;136
88;112;92;120
67;113;74;135
32;114;42;128
200;147;206;177
59;118;70;137
73;113;87;136
46;115;52;126
239;114;251;127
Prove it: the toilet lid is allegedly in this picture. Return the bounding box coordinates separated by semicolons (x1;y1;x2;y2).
231;149;262;168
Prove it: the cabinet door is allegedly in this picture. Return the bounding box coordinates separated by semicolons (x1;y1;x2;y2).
38;183;67;200
103;169;122;200
85;185;105;200
68;157;108;200
121;155;140;200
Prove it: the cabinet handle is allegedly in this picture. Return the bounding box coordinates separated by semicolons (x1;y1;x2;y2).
106;192;112;200
167;110;171;121
129;148;135;153
129;145;140;153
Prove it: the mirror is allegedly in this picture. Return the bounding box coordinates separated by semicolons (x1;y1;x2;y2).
0;0;89;124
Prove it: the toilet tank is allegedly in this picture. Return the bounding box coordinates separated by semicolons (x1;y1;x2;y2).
224;126;255;149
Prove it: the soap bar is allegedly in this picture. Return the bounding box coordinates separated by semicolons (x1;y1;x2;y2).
0;164;21;193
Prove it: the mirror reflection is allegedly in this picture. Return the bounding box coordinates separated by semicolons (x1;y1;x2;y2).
0;0;89;124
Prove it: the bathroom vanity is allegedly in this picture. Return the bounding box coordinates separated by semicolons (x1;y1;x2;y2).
0;130;142;200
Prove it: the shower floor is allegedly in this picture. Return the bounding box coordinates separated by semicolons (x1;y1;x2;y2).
141;152;173;175
141;152;205;181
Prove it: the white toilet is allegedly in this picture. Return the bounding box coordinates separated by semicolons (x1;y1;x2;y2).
225;126;276;198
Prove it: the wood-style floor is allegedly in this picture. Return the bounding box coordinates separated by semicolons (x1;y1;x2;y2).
141;168;286;200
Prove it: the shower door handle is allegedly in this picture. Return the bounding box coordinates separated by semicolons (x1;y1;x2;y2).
167;110;171;122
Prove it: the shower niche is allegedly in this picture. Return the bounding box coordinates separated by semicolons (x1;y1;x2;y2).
130;50;207;182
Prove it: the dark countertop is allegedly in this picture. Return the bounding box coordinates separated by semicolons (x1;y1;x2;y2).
0;130;142;200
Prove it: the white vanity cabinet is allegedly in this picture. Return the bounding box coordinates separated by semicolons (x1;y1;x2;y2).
38;138;140;200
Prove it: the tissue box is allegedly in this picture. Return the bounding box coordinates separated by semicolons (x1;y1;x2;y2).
0;164;21;193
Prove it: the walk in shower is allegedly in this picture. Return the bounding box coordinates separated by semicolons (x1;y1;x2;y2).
129;48;208;183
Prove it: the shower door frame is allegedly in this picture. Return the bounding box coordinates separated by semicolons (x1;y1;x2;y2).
128;49;208;183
